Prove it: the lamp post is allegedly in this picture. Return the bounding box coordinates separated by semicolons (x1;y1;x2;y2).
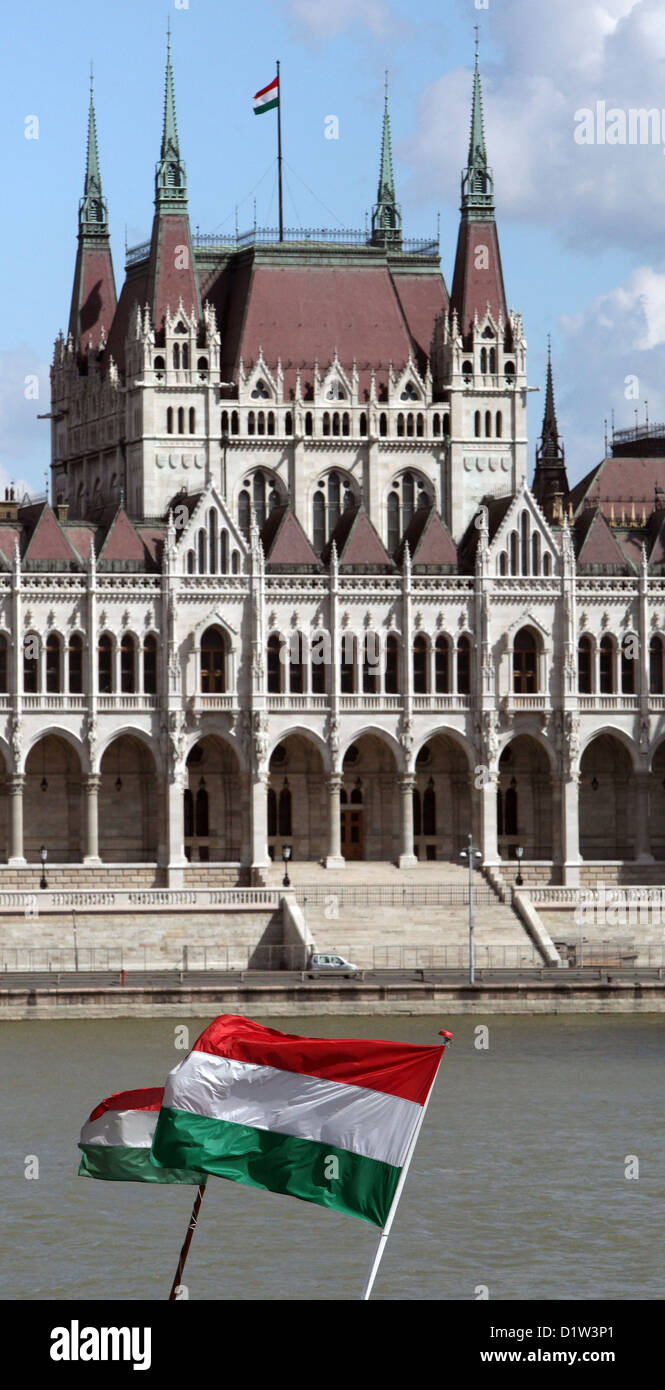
515;844;524;887
282;843;292;889
460;833;482;985
39;845;48;891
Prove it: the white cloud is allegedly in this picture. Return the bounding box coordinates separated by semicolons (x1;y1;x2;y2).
288;0;393;42
405;0;665;252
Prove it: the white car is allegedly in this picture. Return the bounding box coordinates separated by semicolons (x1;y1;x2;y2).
307;953;360;978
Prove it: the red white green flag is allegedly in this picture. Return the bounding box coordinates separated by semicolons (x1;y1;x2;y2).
254;76;279;115
78;1086;205;1184
150;1015;446;1227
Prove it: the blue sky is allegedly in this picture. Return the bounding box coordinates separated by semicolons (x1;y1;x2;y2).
2;0;664;494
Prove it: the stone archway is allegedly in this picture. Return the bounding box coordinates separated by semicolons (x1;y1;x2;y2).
340;733;399;861
579;734;636;860
24;735;84;862
99;735;159;862
413;734;472;861
268;734;326;863
498;735;553;861
185;736;244;862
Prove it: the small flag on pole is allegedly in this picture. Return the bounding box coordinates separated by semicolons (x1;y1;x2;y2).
253;75;279;115
151;1014;447;1228
78;1086;206;1184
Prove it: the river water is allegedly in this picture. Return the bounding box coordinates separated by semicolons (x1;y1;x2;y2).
1;1014;663;1301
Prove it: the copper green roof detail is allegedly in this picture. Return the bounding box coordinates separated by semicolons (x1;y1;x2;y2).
79;70;109;238
156;31;187;209
461;46;494;219
371;74;402;248
539;341;563;463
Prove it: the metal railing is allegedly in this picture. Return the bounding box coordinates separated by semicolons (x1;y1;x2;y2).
295;883;496;906
126;227;440;264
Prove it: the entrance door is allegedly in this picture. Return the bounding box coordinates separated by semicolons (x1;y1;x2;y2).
341;808;363;860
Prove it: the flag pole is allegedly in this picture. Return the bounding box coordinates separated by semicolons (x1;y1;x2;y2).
276;59;283;242
360;1040;450;1301
168;1181;207;1301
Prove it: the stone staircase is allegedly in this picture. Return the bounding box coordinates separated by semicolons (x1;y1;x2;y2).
264;861;543;968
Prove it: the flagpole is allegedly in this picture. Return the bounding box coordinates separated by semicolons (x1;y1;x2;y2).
360;1048;448;1302
168;1181;207;1301
276;59;283;242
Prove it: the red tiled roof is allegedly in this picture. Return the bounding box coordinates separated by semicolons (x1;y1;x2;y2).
105;267;148;372
333;508;392;566
22;505;82;564
68;245;117;354
0;528;20;564
97;507;149;563
261;507;319;566
64;526;96;561
391;271;448;366
137;527;166;564
570;456;665;521
450;219;507;337
410;509;458;566
576;508;633;569
146;213;200;332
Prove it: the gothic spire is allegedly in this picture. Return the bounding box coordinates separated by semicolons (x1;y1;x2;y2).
371;73;402;249
461;38;494;219
533;342;569;521
155;26;187;208
79;67;108;237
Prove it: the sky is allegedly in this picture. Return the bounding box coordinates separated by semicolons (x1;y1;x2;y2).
2;0;665;496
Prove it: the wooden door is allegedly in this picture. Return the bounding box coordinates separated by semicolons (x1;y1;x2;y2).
341;808;363;860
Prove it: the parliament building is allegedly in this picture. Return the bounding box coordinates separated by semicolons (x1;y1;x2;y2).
2;44;664;890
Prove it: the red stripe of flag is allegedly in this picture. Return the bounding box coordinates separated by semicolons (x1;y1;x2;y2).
254;76;278;100
192;1016;444;1104
88;1087;164;1123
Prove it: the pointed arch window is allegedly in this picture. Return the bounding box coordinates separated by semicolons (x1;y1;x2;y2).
253;472;267;529
98;634;112;694
120;634;136;693
363;632;380;694
285;410;293;435
650;634;664;694
456;635;471;695
182;343;189;370
189;407;195;434
521;511;530;575
68;633;83;694
489;347;496;374
200;627;226;694
621;636;636;694
166;407;174;434
221;410;229;435
531;532;540;575
219;529;228;575
173;343;180;369
143;635;157;694
433;414;441;437
480;347;488;374
177;407;185;434
397;413;405;438
485;410;492;438
385;634;399;695
413;635;428;694
198;528;206;573
578;636;592;694
513;627;538;694
231;410;239;435
435;635;450;693
305;411;313;436
379;412;388;437
599;635;614;694
387;492;400;555
267;634;282;694
289;633;306;694
247;411;256;435
239;489;250;538
360;412;367;436
313;491;325;552
46;633;61;693
340;634;356;694
257;411;266;436
474;411;481;438
495;411;502;438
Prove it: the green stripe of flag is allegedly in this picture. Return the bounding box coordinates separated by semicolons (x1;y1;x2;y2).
254;96;279;114
78;1144;204;1185
152;1108;400;1226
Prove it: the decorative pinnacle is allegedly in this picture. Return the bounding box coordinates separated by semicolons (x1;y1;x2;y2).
156;28;187;206
461;39;494;217
79;66;108;236
371;71;402;248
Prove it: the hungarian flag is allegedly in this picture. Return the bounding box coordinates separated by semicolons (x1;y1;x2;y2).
151;1015;445;1226
254;76;279;115
78;1087;205;1184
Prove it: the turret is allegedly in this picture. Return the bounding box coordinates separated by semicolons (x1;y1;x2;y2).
533;343;569;523
450;41;507;339
67;70;117;356
371;75;402;250
145;30;201;333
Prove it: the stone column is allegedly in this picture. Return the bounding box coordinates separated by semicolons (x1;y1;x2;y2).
562;773;581;887
166;774;188;888
325;774;344;868
250;773;270;871
398;775;418;868
83;774;101;864
635;771;653;862
8;774;26;865
480;772;499;866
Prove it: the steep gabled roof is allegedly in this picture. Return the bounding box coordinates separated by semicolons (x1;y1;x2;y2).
260;506;320;569
22;504;83;568
97;507;152;568
575;507;635;572
323;506;393;570
397;507;458;569
569;454;665;522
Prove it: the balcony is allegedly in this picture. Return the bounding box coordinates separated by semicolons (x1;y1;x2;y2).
338;695;403;712
577;695;640;712
267;695;329;711
504;694;550;713
22;695;88;712
412;694;472;711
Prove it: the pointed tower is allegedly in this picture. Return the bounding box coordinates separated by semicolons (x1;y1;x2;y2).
67;71;117;355
450;42;507;335
533;344;569;522
145;30;200;332
371;74;402;249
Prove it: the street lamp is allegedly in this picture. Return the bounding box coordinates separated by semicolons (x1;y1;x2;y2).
460;833;482;985
39;845;48;891
515;845;524;887
282;843;292;888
